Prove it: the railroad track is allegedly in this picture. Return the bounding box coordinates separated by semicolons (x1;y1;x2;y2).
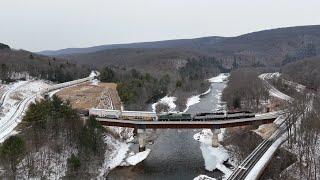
228;112;297;180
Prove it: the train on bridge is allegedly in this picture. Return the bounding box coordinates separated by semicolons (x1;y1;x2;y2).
158;111;255;121
89;108;157;120
88;108;255;121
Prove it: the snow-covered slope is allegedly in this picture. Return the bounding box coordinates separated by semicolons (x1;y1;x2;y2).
0;80;50;143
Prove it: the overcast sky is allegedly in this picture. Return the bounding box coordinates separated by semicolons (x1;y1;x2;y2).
1;0;320;51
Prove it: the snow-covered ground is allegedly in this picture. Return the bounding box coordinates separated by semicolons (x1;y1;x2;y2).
193;129;231;178
0;74;105;178
98;129;151;178
125;149;151;165
152;96;177;112
183;95;201;112
98;134;131;178
194;174;216;180
18;146;77;179
184;73;229;113
208;73;229;83
0;80;50;143
259;72;280;80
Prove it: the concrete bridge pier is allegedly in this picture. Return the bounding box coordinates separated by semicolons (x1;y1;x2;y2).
211;129;220;147
137;128;146;152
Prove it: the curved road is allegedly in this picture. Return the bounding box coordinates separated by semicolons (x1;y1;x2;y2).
259;73;293;101
0;73;97;143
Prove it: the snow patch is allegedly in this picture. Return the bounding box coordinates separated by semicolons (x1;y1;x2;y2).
98;134;131;178
125;149;151;165
183;95;201;112
91;78;100;86
201;87;211;96
194;174;216;180
193;130;230;173
89;71;98;78
152;96;177;112
208;73;229;83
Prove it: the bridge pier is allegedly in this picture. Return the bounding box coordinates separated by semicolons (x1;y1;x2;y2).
137;128;146;152
212;129;220;147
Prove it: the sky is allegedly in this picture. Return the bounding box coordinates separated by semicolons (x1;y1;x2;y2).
1;0;320;52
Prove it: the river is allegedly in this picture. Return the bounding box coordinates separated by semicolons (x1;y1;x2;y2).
108;80;227;180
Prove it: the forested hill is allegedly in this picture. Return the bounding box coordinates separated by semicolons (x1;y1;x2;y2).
0;44;90;83
0;43;10;50
38;25;320;70
38;36;226;56
281;57;320;90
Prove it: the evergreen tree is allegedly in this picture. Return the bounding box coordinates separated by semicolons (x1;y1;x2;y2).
0;136;25;176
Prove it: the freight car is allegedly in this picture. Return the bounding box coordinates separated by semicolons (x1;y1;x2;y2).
89;108;121;119
193;111;255;121
88;108;157;120
121;111;157;120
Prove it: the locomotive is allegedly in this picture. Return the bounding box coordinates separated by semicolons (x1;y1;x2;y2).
158;113;193;121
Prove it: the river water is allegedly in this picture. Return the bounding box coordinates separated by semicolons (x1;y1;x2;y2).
108;81;227;180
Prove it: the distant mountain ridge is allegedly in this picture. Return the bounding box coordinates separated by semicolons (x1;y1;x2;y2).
37;25;320;71
37;36;226;56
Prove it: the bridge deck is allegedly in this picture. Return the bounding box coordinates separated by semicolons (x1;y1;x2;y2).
97;113;280;129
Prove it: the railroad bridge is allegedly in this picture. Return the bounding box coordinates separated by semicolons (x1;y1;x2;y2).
96;112;281;151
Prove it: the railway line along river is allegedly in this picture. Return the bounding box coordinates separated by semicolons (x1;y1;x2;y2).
108;74;228;180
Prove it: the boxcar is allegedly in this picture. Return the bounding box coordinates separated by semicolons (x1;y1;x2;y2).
89;108;121;119
121;111;157;120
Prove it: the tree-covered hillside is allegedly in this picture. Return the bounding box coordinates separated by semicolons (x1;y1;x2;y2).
0;47;91;83
0;96;106;178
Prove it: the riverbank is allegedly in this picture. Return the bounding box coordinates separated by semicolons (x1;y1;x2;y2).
107;73;230;179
